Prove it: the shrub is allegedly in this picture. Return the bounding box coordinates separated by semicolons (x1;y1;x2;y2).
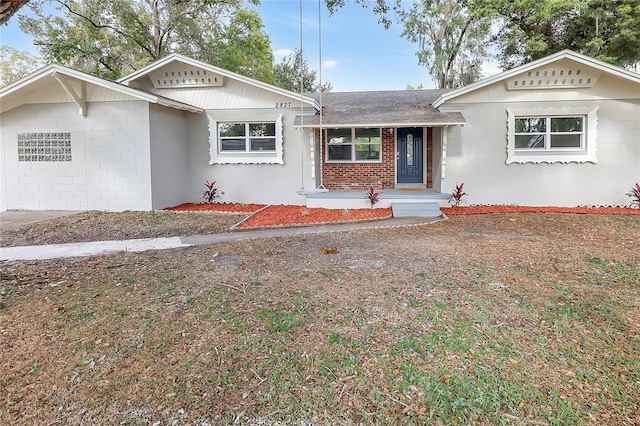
627;183;640;208
449;182;467;207
201;180;223;203
366;185;381;208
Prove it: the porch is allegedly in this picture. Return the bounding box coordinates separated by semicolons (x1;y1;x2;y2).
305;187;451;217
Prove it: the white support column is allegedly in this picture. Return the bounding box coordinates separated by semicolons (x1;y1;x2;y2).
441;125;448;179
309;130;315;180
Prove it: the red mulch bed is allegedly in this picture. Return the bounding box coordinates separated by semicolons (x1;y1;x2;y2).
441;205;640;215
163;203;639;230
235;205;393;229
165;202;267;213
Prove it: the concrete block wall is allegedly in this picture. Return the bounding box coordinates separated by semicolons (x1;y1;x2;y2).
0;101;153;211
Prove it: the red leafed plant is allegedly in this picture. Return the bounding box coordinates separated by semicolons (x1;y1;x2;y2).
449;182;467;207
627;183;640;208
201;179;224;203
366;185;381;208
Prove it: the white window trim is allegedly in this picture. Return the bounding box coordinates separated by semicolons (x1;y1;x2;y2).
506;106;598;164
325;128;383;163
208;114;283;165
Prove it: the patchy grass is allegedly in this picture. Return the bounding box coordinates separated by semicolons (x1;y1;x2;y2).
0;213;639;425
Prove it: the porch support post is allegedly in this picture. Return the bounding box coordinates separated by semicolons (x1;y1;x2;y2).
441;125;448;179
309;131;315;180
51;71;86;116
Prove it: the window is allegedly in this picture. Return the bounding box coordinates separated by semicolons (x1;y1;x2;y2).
506;106;598;164
219;122;276;152
327;128;381;162
18;133;72;162
207;114;283;165
514;116;584;150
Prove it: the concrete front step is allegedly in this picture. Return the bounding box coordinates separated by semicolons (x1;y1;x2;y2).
392;202;443;218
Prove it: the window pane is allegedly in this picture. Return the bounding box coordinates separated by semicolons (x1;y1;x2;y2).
250;138;276;151
249;123;275;137
220;138;246;151
515;117;546;133
355;143;380;160
328;144;352;160
515;134;545;149
219;123;245;137
327;128;351;144
550;134;581;148
355;128;380;143
551;117;583;132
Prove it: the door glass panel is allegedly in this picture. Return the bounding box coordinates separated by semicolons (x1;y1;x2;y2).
406;134;414;166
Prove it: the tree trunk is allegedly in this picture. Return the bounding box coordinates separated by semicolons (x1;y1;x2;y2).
0;0;29;25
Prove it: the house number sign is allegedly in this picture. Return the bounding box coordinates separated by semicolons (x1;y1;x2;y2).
275;102;292;108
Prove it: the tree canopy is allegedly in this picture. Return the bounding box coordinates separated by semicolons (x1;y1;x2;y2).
325;0;640;87
273;49;333;93
0;46;42;87
482;0;640;69
19;0;274;82
398;0;490;88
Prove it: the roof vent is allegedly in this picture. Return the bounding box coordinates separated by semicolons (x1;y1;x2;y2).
149;64;223;88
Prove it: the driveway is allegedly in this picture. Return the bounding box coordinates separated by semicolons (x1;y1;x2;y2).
0;210;81;230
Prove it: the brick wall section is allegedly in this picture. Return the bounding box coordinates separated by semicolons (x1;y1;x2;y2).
321;128;434;190
321;129;395;190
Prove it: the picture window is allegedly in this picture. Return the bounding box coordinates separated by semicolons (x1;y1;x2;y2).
507;106;598;164
219;122;277;153
326;128;381;162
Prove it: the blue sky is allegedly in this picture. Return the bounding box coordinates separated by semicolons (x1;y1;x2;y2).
0;0;499;91
254;0;436;91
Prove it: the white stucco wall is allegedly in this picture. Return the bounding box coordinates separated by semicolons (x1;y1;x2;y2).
184;110;314;206
130;63;317;206
440;95;640;207
0;101;153;211
149;104;192;209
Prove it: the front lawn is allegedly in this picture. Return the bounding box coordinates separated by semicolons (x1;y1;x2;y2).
1;213;638;425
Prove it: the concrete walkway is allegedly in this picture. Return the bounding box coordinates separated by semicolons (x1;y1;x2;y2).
0;216;444;261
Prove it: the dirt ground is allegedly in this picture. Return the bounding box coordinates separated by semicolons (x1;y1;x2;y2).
1;211;639;425
0;210;246;247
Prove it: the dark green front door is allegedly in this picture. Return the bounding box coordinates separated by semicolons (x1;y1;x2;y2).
397;128;424;184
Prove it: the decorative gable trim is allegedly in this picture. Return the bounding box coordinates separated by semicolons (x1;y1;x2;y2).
507;66;601;90
434;50;640;107
118;54;318;108
150;63;224;88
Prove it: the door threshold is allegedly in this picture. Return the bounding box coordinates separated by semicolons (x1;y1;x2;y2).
396;184;426;190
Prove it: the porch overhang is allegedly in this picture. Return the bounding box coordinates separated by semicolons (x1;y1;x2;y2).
294;112;466;128
294;118;466;128
293;89;465;129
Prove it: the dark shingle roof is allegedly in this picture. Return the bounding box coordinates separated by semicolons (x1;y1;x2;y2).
294;89;465;127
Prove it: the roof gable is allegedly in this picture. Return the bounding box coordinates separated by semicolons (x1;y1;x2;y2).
0;64;203;114
118;54;317;108
434;50;640;107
